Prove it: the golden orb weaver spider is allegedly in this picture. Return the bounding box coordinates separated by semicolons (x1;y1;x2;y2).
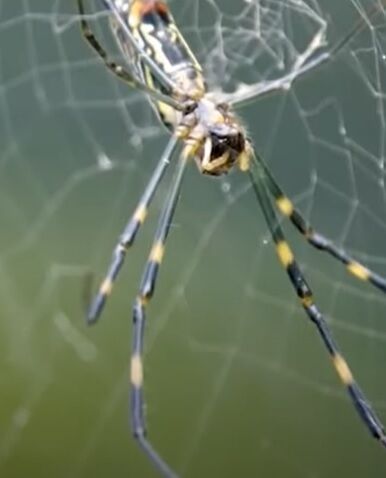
77;1;386;476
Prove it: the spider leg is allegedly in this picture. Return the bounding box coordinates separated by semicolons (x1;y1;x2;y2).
247;158;386;447
131;148;190;478
252;153;386;294
76;0;184;110
86;137;178;324
87;136;180;324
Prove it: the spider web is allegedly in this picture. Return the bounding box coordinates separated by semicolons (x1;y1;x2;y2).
1;0;386;477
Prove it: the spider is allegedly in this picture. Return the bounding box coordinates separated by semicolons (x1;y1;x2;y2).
77;1;386;476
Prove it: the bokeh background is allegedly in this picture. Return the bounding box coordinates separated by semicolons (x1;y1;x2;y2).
1;1;386;477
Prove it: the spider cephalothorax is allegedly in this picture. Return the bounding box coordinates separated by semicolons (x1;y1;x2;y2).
198;125;247;175
178;96;250;175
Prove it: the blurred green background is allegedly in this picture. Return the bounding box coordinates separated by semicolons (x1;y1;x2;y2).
1;1;386;477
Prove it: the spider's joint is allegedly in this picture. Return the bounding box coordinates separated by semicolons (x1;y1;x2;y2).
182;141;200;159
131;354;144;387
347;261;370;281
238;150;251;172
333;354;353;386
301;295;313;308
276;195;294;217
134;204;148;224
136;295;149;308
149;241;165;264
117;242;128;254
100;277;113;296
276;240;294;268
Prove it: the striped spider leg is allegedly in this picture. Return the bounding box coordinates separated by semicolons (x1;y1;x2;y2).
77;1;386;477
131;144;191;478
254;152;386;293
87;136;180;323
248;156;386;447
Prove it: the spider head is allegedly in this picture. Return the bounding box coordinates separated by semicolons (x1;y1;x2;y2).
211;124;245;156
187;98;250;175
200;121;247;176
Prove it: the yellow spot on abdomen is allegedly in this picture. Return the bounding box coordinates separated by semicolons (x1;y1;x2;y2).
333;354;353;385
150;241;165;264
131;355;143;387
347;262;370;281
276;241;294;268
276;196;294;217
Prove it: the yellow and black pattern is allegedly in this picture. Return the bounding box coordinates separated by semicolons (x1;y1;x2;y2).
248;161;386;446
130;152;188;477
109;0;205;128
87;136;179;323
254;152;386;294
77;0;184;110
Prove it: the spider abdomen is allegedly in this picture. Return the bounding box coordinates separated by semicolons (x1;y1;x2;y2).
109;0;205;130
